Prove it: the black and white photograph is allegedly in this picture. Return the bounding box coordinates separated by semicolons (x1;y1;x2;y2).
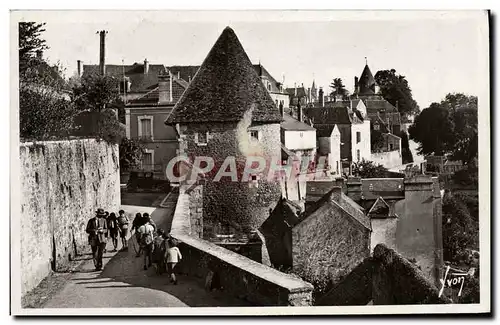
9;9;490;315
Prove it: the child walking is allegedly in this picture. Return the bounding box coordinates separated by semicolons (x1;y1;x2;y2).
166;238;182;285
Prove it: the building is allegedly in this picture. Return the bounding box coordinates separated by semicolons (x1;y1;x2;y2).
261;186;371;288
165;26;283;238
254;63;290;109
305;90;371;172
351;63;403;136
280;113;316;160
315;124;342;176
345;175;443;285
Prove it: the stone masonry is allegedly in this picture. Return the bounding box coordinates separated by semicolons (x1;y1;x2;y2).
20;139;120;295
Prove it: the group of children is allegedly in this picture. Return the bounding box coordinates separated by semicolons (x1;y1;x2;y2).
131;212;183;285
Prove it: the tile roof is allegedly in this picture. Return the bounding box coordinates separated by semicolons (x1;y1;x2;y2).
281;143;297;160
306;105;360;125
82;63;168;93
286;87;308;98
300;188;371;230
281;113;316;131
127;76;188;105
167;65;201;83
359;64;376;95
165;27;282;124
314;124;337;137
268;197;302;229
253;64;283;93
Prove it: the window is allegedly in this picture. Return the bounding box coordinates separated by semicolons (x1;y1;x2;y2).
195;132;208;146
142;150;153;171
138;116;153;140
275;100;279;107
336;161;339;174
249;130;259;142
356;131;361;143
299;132;304;138
267;83;271;91
357;149;361;161
374;124;380;131
389;144;394;151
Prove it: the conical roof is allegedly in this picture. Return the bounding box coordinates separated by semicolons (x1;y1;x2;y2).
358;64;376;95
166;27;282;124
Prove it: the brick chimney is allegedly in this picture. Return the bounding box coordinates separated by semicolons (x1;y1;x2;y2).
177;71;180;79
298;102;303;122
77;60;83;77
319;87;324;107
294;83;297;97
354;76;359;94
144;58;149;74
98;30;106;76
158;72;173;104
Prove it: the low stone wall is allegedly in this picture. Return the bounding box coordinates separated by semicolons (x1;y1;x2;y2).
372;150;402;169
170;185;314;306
20;139;120;295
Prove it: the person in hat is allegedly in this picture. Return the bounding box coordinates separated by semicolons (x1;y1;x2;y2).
86;208;108;271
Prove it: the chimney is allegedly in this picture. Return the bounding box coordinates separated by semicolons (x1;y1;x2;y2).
279;101;284;117
177;71;180;79
319;87;324;107
158;72;173;104
144;59;149;74
188;76;192;83
77;60;83;77
99;30;106;76
346;177;362;202
36;50;43;60
298;102;303;122
294;83;297;96
354;76;359;94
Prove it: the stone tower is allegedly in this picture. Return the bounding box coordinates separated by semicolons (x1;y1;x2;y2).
166;26;283;238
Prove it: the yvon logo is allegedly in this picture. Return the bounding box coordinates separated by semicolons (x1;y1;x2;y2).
438;265;468;298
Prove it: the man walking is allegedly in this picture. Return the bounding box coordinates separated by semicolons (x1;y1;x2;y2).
137;216;155;270
117;209;129;251
86;208;108;271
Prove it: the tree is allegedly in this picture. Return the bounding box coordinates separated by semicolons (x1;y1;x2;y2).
374;69;419;117
409;93;478;164
329;78;349;100
409;102;455;156
19;22;78;140
352;159;389;178
442;192;479;263
19;22;48;75
71;72;125;143
119;138;145;171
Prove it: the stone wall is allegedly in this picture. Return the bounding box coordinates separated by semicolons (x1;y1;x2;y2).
170;186;314;306
179;122;282;235
292;201;371;290
371;150;402;169
20;139;120;295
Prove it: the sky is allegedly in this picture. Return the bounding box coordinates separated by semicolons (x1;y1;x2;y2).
13;10;489;109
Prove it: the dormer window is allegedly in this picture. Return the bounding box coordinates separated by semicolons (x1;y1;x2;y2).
267;83;271;91
249;130;259;142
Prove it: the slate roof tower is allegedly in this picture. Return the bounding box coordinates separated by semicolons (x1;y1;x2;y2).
166;26;283;238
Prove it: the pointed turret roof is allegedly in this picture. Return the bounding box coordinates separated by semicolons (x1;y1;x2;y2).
165;27;282;124
358;64;377;95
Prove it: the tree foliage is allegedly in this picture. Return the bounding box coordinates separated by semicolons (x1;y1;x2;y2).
19;22;48;75
329;78;349;100
374;69;420;117
442;192;479;263
371;129;385;153
119;138;146;171
400;131;414;164
352;159;389;178
409;93;478;164
72;72;122;112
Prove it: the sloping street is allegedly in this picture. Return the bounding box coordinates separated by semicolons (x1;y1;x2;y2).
43;192;248;308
